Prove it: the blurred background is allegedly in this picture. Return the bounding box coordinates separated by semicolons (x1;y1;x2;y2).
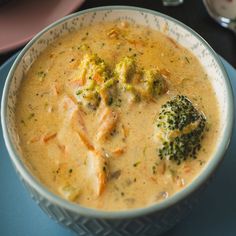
0;0;235;67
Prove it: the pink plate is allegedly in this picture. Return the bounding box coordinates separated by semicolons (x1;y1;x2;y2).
0;0;85;53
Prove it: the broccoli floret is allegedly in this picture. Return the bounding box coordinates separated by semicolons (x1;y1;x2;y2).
141;70;167;98
114;57;168;102
114;56;141;102
77;54;110;84
76;89;101;110
75;54;168;110
99;78;118;106
156;95;206;164
114;56;136;84
75;54;111;109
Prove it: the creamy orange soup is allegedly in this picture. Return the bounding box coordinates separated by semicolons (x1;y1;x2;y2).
15;22;219;210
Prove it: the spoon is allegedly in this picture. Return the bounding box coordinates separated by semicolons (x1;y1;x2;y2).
203;0;236;34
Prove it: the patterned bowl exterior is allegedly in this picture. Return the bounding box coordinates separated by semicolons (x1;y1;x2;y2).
1;6;234;236
21;173;204;236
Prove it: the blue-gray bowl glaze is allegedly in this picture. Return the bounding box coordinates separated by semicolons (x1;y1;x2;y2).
1;6;234;236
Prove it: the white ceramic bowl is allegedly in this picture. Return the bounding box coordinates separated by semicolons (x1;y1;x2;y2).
1;6;234;236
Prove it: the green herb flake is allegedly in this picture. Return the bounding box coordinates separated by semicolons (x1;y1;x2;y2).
28;113;35;120
36;71;46;78
152;165;157;174
20;120;26;125
198;160;205;166
103;166;107;172
143;146;147;157
133;161;141;167
76;90;83;96
185;56;190;64
107;96;113;106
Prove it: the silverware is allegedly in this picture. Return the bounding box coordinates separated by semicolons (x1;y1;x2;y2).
203;0;236;34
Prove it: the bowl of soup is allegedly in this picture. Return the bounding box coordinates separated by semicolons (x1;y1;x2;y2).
1;6;233;236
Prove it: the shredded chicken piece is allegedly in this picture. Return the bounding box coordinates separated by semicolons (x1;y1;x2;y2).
159;162;166;175
60;95;77;114
96;101;108;123
59;96;112;196
87;150;108;196
60;96;94;150
71;109;94;151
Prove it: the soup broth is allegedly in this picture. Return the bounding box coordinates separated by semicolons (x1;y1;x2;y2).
15;22;219;210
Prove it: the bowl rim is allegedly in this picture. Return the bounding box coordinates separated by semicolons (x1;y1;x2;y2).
1;5;234;219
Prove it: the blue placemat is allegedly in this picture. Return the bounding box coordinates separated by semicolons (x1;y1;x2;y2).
0;53;235;236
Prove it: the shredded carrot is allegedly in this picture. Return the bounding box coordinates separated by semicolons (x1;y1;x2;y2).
149;176;158;183
160;68;171;77
93;73;103;84
112;147;126;157
183;165;191;173
166;36;179;48
69;79;84;88
42;132;57;143
57;144;66;153
77;130;94;151
96;110;118;141
27;136;41;144
184;169;191;173
97;171;106;196
126;38;145;47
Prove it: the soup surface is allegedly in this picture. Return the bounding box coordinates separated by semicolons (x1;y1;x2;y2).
16;22;219;210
